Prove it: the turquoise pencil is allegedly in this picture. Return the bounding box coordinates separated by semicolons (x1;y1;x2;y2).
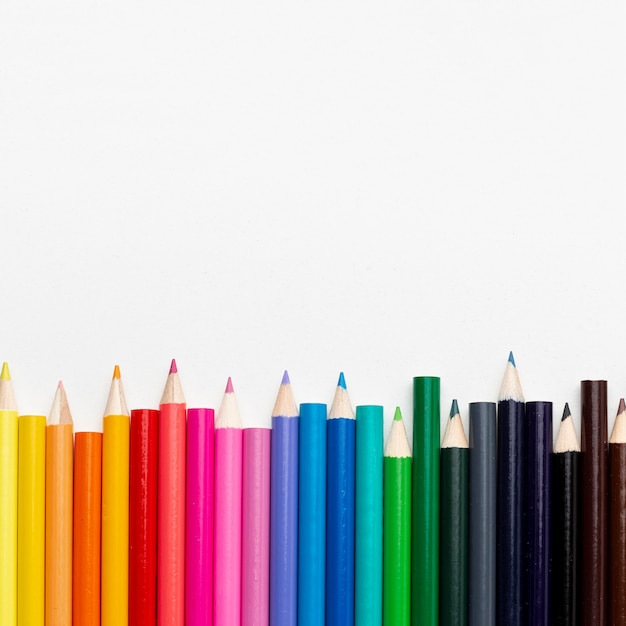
355;405;384;626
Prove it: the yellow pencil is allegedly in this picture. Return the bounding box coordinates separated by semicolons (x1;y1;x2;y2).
17;414;46;626
0;362;18;626
101;365;130;626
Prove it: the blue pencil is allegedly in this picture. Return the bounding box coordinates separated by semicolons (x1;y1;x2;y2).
298;402;327;626
326;373;356;626
269;371;299;626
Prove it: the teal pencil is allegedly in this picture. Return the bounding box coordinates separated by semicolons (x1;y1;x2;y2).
355;405;384;626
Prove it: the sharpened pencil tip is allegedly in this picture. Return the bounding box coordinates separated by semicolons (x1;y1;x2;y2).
450;399;459;418
58;380;64;390
225;377;234;393
393;406;402;421
281;370;290;385
508;351;516;367
562;402;571;421
338;372;346;389
169;359;178;374
619;398;626;415
113;364;121;379
0;362;10;381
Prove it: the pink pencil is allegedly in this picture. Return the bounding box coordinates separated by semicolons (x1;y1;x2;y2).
214;377;243;625
158;359;186;626
242;427;271;626
186;408;214;625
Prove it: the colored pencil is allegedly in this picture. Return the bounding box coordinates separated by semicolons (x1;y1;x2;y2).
270;371;299;626
496;352;524;626
581;379;608;624
326;372;356;626
242;427;271;626
440;400;468;626
0;363;18;626
524;401;552;625
552;403;580;626
610;398;626;626
355;404;383;626
412;376;440;626
298;402;327;626
129;408;159;626
468;401;496;626
102;365;130;626
158;359;186;626
73;431;102;626
214;378;243;625
383;407;412;626
17;414;45;626
45;381;74;626
186;407;215;626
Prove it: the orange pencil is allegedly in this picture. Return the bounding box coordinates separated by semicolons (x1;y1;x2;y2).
73;431;102;626
45;381;74;626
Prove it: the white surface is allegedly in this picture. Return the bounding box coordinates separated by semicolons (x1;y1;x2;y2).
1;1;624;442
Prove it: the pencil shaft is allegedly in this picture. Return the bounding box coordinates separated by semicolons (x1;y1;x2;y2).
610;443;626;625
440;447;468;626
412;377;440;626
326;418;355;626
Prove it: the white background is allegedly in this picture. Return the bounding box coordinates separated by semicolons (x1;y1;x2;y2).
1;1;624;442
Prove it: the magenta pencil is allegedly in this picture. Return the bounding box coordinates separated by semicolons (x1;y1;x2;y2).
213;378;243;625
242;428;271;626
185;408;215;626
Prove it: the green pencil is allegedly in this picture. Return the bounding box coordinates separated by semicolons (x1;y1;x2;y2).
440;399;469;626
383;407;412;626
412;376;440;625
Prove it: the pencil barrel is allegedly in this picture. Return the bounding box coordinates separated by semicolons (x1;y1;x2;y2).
610;442;626;625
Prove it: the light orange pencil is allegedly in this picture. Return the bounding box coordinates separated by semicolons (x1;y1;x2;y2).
45;381;74;626
73;431;102;626
102;365;130;626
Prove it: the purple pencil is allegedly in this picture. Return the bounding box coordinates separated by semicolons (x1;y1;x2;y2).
269;371;299;626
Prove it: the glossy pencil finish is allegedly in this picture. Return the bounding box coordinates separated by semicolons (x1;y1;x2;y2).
326;374;355;626
468;402;496;626
298;403;327;626
412;376;440;626
186;408;214;626
383;408;412;626
355;405;384;626
0;363;18;626
440;401;468;626
609;399;626;626
580;379;608;625
496;353;525;626
17;415;46;626
523;401;552;625
552;404;580;626
158;360;186;626
129;409;159;626
269;372;299;626
73;432;102;626
102;367;130;626
242;428;271;626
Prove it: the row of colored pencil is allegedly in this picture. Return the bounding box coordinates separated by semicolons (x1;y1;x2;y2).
0;354;622;625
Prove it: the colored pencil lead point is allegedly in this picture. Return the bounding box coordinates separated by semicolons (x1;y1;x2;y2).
393;406;402;421
338;372;346;389
450;399;459;419
562;402;571;421
113;364;121;379
225;376;234;393
620;398;626;415
508;351;516;367
169;359;178;375
58;380;64;390
0;362;10;381
281;370;290;385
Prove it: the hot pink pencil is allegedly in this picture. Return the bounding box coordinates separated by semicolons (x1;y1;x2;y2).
214;378;243;625
186;408;214;625
242;427;271;626
158;359;186;626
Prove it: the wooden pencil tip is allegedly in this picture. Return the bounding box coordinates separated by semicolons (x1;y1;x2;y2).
169;359;178;374
58;380;64;390
338;372;346;389
393;406;402;421
619;398;626;415
450;399;459;419
281;370;290;385
113;364;121;379
562;402;571;421
0;362;10;381
508;351;516;367
225;376;234;393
